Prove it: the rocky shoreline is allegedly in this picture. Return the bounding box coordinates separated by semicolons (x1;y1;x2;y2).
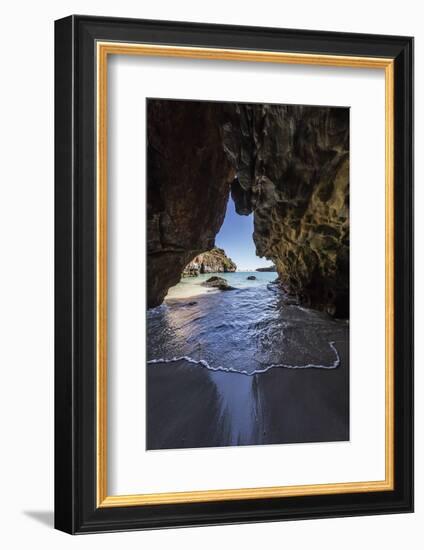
256;265;277;272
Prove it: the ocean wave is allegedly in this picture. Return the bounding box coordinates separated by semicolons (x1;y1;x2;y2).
147;341;340;376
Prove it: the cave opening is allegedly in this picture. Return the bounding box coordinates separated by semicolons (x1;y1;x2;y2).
214;195;273;273
173;191;274;285
164;192;275;301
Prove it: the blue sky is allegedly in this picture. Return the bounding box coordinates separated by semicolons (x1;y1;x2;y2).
215;197;274;271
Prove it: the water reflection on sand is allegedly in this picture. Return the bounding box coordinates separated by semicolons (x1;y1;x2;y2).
147;282;349;450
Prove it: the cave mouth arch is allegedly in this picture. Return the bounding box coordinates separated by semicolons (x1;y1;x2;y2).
147;98;349;317
214;194;273;273
172;193;275;283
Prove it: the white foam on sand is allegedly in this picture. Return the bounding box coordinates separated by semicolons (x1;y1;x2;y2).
148;342;340;376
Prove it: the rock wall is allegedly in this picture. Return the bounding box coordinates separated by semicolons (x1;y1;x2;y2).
223;104;349;317
182;248;236;277
147;100;349;317
147;100;235;308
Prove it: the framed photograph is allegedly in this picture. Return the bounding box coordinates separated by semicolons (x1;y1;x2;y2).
54;15;413;533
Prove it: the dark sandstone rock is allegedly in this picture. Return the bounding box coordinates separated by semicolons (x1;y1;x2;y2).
201;276;236;291
147;100;235;308
182;265;199;277
223;104;349;318
247;275;257;280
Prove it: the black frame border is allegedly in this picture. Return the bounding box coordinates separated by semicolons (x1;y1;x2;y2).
54;15;414;534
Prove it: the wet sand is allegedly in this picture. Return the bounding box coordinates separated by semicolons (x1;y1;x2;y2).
147;340;349;450
165;279;216;300
164;271;275;300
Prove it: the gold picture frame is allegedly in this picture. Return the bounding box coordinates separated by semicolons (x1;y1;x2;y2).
96;42;394;508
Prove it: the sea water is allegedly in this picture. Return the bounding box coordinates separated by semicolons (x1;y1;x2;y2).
148;273;347;375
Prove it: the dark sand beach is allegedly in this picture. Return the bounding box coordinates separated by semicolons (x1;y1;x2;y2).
147;276;349;450
147;354;348;450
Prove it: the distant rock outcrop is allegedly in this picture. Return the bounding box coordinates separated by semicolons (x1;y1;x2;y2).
256;266;277;272
182;248;236;277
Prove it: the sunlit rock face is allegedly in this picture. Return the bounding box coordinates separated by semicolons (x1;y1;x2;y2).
147;100;349;317
182;247;236;277
223;104;349;317
147;100;235;308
